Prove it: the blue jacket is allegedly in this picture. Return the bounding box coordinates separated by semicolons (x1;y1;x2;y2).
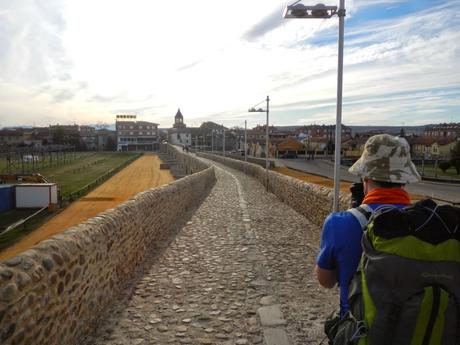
316;203;406;316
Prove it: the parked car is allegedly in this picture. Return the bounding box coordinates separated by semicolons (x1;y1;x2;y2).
280;152;297;159
230;150;245;156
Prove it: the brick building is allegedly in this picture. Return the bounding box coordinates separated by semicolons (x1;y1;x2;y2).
49;124;80;146
424;123;460;138
0;129;24;147
301;124;352;140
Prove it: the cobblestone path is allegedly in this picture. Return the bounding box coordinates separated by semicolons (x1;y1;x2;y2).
85;160;338;345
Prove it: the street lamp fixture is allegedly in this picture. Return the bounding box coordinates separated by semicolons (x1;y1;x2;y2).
283;1;346;212
248;96;270;190
283;3;338;18
248;108;265;113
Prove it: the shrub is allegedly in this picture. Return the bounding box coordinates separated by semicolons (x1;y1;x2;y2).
439;160;451;173
451;141;460;175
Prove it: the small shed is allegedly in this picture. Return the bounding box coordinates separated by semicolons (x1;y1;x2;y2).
0;185;15;212
15;183;58;208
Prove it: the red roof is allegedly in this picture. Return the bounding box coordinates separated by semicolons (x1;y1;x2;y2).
407;136;436;145
0;129;24;137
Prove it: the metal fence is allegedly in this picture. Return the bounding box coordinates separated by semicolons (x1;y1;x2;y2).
0;206;48;235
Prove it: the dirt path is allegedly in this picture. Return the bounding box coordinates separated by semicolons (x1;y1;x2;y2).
0;154;174;261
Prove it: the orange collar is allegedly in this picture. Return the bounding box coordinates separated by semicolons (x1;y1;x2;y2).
362;188;411;205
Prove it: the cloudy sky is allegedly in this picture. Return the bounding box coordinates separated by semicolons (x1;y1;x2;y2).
0;0;459;129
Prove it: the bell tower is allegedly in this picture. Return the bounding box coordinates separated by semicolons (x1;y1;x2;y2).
173;108;186;128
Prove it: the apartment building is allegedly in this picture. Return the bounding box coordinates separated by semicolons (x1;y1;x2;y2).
424;123;460;138
115;115;159;151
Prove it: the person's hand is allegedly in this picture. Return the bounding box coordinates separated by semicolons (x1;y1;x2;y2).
350;182;364;208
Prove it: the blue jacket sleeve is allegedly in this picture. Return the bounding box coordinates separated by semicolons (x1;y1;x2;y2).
316;214;336;270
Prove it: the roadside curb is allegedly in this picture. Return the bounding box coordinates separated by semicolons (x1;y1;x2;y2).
421;176;460;184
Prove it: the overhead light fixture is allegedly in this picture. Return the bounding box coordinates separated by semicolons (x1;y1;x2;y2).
283;3;338;19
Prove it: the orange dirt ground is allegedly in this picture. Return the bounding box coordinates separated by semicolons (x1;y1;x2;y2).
0;154;174;260
272;167;352;192
272;167;424;201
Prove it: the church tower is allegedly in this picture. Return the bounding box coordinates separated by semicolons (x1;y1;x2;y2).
173;108;186;128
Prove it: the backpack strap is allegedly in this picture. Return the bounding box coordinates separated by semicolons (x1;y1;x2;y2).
348;204;373;230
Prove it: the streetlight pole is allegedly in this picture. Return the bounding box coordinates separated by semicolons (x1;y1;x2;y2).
284;1;345;212
332;0;345;212
211;130;214;153
222;124;225;157
244;120;247;162
265;96;270;175
248;95;270;190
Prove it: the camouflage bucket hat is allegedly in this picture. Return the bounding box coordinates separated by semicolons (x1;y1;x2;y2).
349;134;421;184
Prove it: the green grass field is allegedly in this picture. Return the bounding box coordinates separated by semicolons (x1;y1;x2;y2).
0;208;53;250
39;152;137;197
0;152;138;198
0;152;139;247
0;209;37;230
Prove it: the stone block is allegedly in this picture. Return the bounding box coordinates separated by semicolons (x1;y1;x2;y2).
257;305;286;327
263;327;290;345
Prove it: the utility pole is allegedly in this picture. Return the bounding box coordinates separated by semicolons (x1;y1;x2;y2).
222;124;225;157
265;96;270;190
244;120;247;162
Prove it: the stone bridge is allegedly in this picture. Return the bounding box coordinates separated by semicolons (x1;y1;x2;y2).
0;146;349;345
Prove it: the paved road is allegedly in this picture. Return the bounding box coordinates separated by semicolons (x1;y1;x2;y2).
277;158;460;204
84;158;336;345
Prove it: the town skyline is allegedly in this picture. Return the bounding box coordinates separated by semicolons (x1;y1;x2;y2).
2;116;458;132
1;0;459;128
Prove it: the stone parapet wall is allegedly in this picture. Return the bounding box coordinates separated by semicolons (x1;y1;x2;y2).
197;153;265;180
165;145;210;174
197;152;351;225
206;152;275;169
0;149;216;345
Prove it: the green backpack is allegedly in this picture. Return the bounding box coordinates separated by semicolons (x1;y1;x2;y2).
328;199;460;345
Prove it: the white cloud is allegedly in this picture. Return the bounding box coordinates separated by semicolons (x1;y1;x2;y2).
0;0;459;128
0;0;69;85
